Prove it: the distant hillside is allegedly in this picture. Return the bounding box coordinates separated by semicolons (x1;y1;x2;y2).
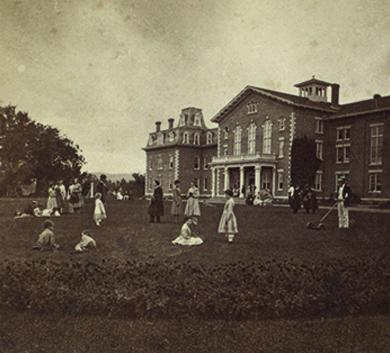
93;173;134;182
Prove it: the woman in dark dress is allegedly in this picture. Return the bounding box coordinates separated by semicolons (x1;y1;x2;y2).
149;180;164;223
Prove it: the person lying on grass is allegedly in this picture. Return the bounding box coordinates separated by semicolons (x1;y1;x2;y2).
172;216;203;246
33;220;60;251
15;200;42;218
74;229;97;252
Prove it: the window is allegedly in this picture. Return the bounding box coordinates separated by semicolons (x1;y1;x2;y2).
169;156;174;169
277;170;284;191
248;123;256;154
336;126;351;164
314;172;322;191
194;113;202;126
337;126;350;141
149;178;153;191
336;145;350;163
224;127;229;139
247;102;258;114
204;178;208;191
278;117;286;131
370;124;383;165
194;133;200;145
316;140;323;160
262;120;272;154
278;138;285;158
157;132;164;145
168;177;174;190
183;132;189;144
224;147;228;156
233;126;242;155
315;118;324;134
148;159;153;171
206;132;213;144
204;156;209;169
369;172;382;192
194;157;200;170
157;157;163;170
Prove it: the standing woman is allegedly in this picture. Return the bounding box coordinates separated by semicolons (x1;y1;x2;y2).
184;180;201;224
68;178;83;213
171;180;182;223
46;182;58;211
218;189;238;243
149;180;164;223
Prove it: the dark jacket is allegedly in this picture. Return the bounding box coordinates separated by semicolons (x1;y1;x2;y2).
148;186;164;216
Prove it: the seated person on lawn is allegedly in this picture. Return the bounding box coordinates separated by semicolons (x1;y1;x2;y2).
33;220;60;251
15;200;42;218
75;230;97;252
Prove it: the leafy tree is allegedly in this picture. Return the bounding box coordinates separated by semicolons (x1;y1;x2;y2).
0;105;85;196
291;136;322;188
129;173;145;197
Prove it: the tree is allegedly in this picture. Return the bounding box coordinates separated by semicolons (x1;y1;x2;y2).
291;136;322;188
129;173;145;198
0;105;85;196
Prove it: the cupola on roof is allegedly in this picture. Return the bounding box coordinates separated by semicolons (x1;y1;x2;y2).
294;75;332;102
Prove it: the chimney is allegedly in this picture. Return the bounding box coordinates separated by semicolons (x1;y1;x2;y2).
168;118;174;129
155;121;161;132
331;84;340;106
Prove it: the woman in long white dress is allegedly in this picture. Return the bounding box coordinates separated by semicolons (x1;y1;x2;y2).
184;181;201;223
172;217;203;246
46;182;58;210
218;189;238;242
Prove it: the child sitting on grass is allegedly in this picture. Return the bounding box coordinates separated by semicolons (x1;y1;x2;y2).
93;193;106;226
33;220;60;251
172;216;203;246
15;200;42;218
74;230;97;252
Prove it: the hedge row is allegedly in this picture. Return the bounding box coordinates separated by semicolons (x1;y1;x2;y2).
1;257;390;320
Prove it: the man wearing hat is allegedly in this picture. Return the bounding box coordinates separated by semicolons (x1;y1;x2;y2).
337;177;352;228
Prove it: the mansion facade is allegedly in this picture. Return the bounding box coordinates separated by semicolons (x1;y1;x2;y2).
144;77;390;202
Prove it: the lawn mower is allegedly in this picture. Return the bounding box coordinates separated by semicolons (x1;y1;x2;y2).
306;201;338;230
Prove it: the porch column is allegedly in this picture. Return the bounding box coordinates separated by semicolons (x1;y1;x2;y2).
224;166;230;191
211;167;216;197
272;167;276;194
239;166;245;198
255;165;261;192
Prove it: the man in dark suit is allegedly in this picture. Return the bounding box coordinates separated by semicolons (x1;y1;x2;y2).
96;174;108;204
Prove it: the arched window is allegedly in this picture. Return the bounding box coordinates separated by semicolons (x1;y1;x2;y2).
183;132;189;144
247;123;257;154
233;126;242;155
262;120;272;154
194;133;200;145
206;131;213;144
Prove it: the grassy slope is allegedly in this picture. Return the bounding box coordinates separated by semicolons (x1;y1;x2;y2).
1;198;390;352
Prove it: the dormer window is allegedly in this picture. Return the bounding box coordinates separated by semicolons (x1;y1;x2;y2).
183;132;189;144
168;131;176;142
194;112;202;127
247;102;258;114
156;132;164;145
194;133;200;145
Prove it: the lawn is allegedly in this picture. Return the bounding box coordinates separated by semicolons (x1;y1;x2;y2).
1;198;390;352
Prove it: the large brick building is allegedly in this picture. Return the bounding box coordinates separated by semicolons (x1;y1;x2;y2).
144;77;390;202
143;107;217;197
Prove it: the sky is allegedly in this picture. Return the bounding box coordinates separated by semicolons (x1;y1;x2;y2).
1;0;389;174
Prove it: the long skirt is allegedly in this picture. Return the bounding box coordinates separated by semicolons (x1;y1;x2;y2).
184;197;200;216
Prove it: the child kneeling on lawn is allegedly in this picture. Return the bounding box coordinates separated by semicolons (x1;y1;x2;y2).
33;220;60;251
75;230;97;252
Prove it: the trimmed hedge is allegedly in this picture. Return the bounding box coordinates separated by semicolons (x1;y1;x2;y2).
1;256;390;320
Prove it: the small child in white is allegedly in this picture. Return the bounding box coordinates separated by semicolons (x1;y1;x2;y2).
93;193;106;226
172;217;203;246
33;220;60;251
75;230;97;252
218;189;238;243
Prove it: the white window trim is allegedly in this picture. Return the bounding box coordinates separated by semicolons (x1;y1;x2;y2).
206;132;213;144
183;132;189;144
314;171;323;192
315;117;324;134
277;169;284;191
315;140;323;160
194;157;200;170
194;133;200;145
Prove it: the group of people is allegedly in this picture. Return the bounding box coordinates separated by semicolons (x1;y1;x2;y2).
149;179;238;245
288;184;318;214
33;219;97;253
